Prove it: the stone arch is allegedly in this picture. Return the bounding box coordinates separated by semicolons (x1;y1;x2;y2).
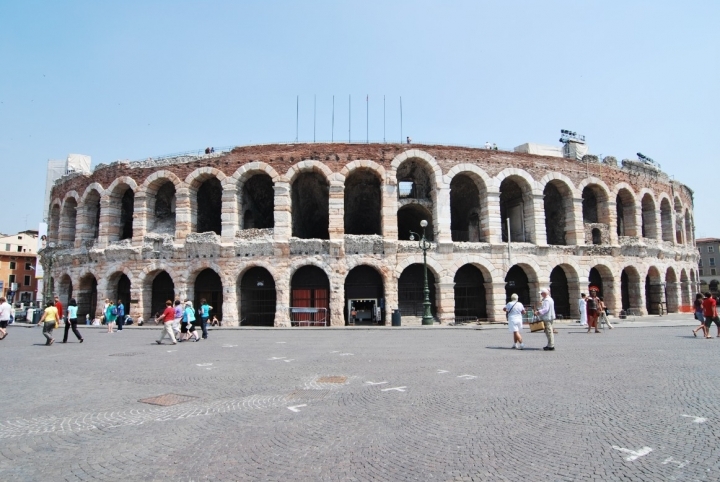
454;263;489;321
580;181;611;225
344;167;382;235
389;149;443;188
640;192;658;239
620;265;643;314
659;196;673;242
505;263;539;306
285;160;333;185
79;184;103;242
76;272;99;320
614;184;638;237
394;153;440;242
588;264;616;313
139;170;183;194
550;263;580;318
106;269;132;313
398;263;438;318
291;169;329;239
290;264;331;325
339;160;386;183
449;170;489;242
60;193;79;245
394;255;445;283
344;264;385;324
497;169;536;243
103;176;138;242
56;273;74;309
665;266;680;313
238;265;277;326
231;162;282;185
185;168;227;235
542;178;576;246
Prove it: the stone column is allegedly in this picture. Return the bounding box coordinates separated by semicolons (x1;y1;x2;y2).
384;273;398;326
329;273;345;327
435;186;452;245
630;277;647;316
490;282;508;322
273;181;291;243
132;192;148;247
606;200;619;245
175;187;192;241
129;281;143;320
485;191;502;244
97;197;115;248
531;193;547;246
568;275;587;319
328;180;345;258
222;283;239;326
570;198;586;246
437;281;455;324
274;267;291;327
666;281;680;313
221;184;238;243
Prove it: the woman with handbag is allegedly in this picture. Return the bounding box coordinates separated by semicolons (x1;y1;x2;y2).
504;293;526;350
38;299;59;346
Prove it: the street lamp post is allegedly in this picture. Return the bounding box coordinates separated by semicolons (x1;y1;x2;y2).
409;219;434;325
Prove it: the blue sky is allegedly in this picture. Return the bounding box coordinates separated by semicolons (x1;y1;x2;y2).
1;1;718;236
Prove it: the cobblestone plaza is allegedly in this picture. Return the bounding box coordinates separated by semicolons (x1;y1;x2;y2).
1;319;718;481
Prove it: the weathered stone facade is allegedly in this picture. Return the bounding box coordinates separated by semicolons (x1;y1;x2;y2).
44;144;699;326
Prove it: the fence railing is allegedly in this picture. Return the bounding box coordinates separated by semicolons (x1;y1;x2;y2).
289;307;328;327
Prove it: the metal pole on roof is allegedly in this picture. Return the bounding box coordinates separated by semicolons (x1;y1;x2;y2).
295;95;299;142
383;95;386;144
332;95;335;143
400;96;403;143
313;95;316;143
349;95;351;143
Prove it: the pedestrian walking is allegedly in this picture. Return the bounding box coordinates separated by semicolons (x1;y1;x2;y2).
54;295;64;326
586;288;601;333
116;299;125;331
692;293;707;337
0;296;12;340
105;301;117;333
155;300;177;345
172;300;183;339
703;293;719;338
38;299;59;346
504;293;526;349
184;301;200;342
199;298;212;339
578;293;588;326
62;298;84;343
535;288;556;351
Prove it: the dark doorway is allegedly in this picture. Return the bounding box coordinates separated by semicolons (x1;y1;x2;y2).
345;169;382;235
500;178;527;242
292;172;329;239
194;269;223;320
120;189;134;240
616;194;625;237
397;204;434;241
544;182;566;245
589;267;603;299
197;178;222;234
153;181;176;234
505;265;530;305
291;266;330;325
242;174;275;229
86;191;101;240
77;274;98;321
345;265;384;324
550;267;570;318
582;186;599;223
117;274;131;311
151;271;175;318
450;175;481;242
398;264;437;317
454;264;487;320
240;267;276;326
592;228;602;245
621;270;630;310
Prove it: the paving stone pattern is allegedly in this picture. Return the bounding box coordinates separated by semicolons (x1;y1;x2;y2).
1;323;719;481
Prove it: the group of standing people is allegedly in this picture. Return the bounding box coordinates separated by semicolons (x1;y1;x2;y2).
578;288;612;332
155;298;213;345
36;296;84;345
504;287;556;351
692;292;720;338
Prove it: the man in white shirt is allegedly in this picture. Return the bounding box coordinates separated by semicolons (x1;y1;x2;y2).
535;288;556;351
0;297;12;340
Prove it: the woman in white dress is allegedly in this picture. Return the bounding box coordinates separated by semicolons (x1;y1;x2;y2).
578;293;588;326
504;293;526;349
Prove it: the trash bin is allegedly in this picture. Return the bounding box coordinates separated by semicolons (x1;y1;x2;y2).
392;309;401;327
32;309;42;324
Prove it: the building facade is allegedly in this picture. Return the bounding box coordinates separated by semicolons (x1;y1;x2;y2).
43;144;698;326
696;238;720;293
0;230;39;302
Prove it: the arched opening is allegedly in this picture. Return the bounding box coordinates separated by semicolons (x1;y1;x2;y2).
151;181;176;235
292;172;329;239
48;204;61;243
454;264;487;320
115;274;131;312
665;267;679;313
84;190;101;240
684;211;693;246
660;198;673;242
239;267;276;326
450;174;482;242
60;198;78;245
543;181;570;246
550;266;570;318
194;269;223;320
582;186;599;223
621;267;642;313
196;178;222;234
120;189;134;240
57;274;73;309
291;265;330;325
589;267;604;298
399;264;437;318
500;177;534;243
241;174;275;230
344;265;385;325
616;189;637;237
505;265;530;305
645;266;663;314
641;194;658;239
345;169;381;235
150;271;175;318
397;204;434;241
77;273;98;321
591;228;602;245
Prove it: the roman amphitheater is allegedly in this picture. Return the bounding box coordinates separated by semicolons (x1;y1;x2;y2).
44;143;699;326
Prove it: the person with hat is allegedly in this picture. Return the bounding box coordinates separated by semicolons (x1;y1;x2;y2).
586;287;601;333
182;300;200;342
535;288;556;351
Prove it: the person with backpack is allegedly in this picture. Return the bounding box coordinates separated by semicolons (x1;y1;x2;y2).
198;299;212;339
105;301;117;333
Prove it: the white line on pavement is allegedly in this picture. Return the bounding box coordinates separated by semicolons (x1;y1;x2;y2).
681;414;707;423
287;404;307;413
365;381;388;385
612;446;653;461
380;386;407;392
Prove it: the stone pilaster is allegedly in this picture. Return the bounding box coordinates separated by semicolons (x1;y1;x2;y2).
273;182;291;243
437;281;455;324
531;193;547;246
484;191;502;244
175;187;191;240
132;192;148;247
221;184;238;243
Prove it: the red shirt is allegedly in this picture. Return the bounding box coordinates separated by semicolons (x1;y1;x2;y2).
161;306;175;322
702;297;717;317
55;300;63;319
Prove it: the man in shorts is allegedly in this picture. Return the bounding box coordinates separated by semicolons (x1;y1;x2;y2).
0;297;12;340
702;292;718;339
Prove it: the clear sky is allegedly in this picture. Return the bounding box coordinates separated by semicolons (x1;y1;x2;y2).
1;1;718;236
